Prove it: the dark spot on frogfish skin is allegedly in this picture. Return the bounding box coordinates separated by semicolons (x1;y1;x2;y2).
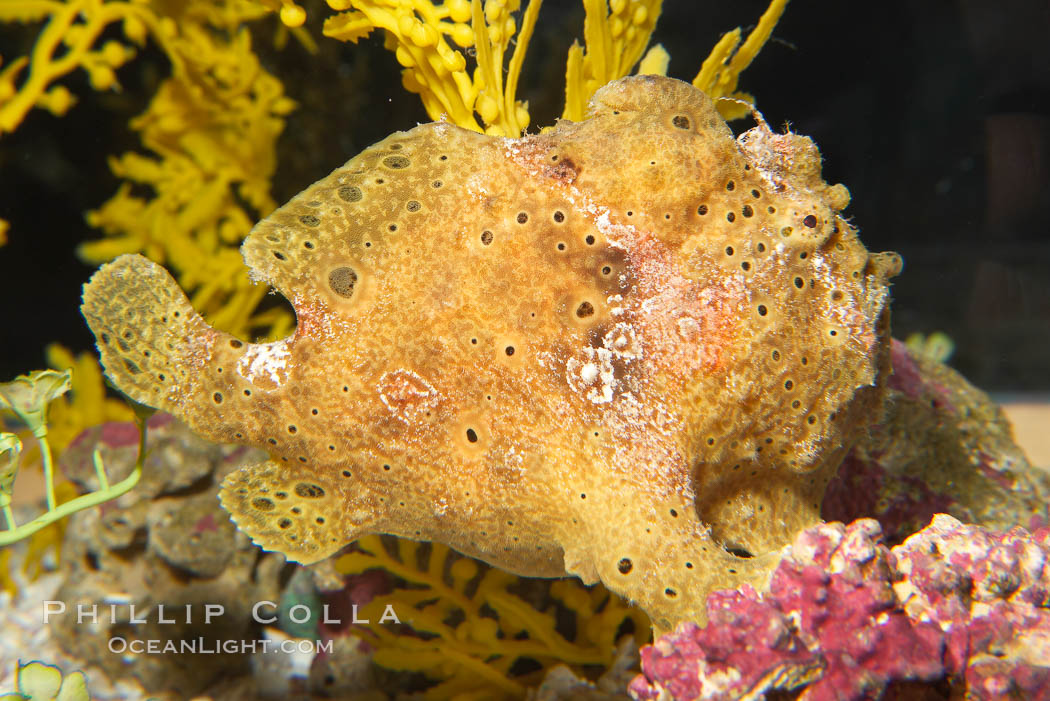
294;483;325;498
252;497;275;511
329;267;358;298
545;157;579;184
338;185;363;203
383;155;410;169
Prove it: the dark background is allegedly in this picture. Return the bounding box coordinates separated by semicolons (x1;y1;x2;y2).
2;0;1048;390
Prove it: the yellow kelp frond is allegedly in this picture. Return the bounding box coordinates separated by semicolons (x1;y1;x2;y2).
252;0;308;27
323;0;538;136
561;0;663;122
693;0;788;120
79;16;297;340
242;0;318;54
636;42;668;76
2;0;298;341
335;535;650;700
0;0;171;135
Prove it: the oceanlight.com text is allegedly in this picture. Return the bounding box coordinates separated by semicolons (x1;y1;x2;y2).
107;637;335;655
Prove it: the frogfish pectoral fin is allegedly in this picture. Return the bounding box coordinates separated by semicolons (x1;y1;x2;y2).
219;460;356;564
81;253;218;414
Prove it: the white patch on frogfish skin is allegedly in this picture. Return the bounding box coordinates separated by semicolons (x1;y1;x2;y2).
237;340;291;385
566;323;644;404
567;347;616;404
593;208;637;250
603;322;642;359
677;317;701;343
378;369;440;423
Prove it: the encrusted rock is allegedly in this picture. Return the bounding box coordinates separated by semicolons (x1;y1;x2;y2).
629;516;1050;700
53;415;285;697
629;519;943;701
893;514;1050;699
825;340;1050;543
529;639;638;701
147;492;239;578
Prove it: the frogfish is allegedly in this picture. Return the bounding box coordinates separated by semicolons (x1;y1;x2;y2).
82;75;900;631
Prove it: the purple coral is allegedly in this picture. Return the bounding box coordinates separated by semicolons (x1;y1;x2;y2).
629;515;1050;700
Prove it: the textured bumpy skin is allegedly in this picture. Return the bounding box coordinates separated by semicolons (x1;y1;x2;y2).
82;76;900;631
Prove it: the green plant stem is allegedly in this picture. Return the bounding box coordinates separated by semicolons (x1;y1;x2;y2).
0;417;148;546
93;444;110;491
33;427;56;512
0;463;141;546
2;504;14;530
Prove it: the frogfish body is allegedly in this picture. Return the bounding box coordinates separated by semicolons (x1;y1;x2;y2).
82;76;900;631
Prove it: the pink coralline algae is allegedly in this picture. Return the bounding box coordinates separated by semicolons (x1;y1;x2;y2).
894;514;1050;699
628;515;1050;701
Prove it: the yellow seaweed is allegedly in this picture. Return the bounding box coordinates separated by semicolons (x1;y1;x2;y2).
335;535;650;699
80;14;297;339
1;0;297;340
692;0;789;119
562;0;663;122
323;0;537;136
0;0;158;134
